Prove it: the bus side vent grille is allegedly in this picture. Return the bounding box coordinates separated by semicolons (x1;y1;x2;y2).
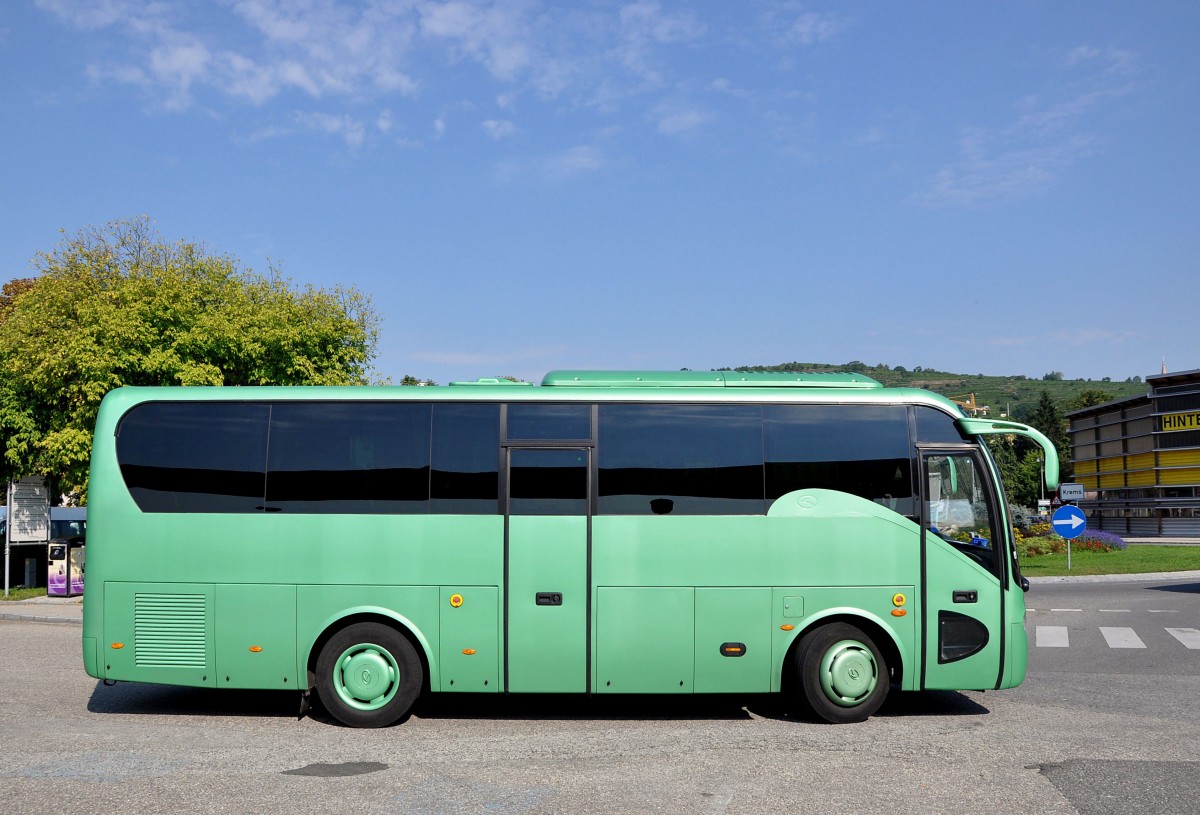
134;593;208;669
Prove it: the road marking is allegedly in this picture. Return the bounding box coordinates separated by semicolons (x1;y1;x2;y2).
1165;628;1200;650
1036;626;1069;647
1099;627;1146;649
1050;608;1083;612
1147;609;1179;614
1097;609;1131;613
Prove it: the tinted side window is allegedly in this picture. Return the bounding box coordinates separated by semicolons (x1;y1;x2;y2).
509;449;588;516
266;403;431;514
916;407;967;443
506;403;590;441
117;402;269;512
431;403;500;514
598;404;764;515
764;405;914;516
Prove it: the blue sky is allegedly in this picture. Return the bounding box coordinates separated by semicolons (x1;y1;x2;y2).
2;1;1197;385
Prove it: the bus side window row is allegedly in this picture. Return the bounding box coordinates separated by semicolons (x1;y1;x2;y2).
117;402;500;514
115;401;961;515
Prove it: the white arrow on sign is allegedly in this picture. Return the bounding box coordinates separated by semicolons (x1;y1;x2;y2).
1053;514;1085;531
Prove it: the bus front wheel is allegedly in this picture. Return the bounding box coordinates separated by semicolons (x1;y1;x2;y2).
792;622;888;724
315;622;423;728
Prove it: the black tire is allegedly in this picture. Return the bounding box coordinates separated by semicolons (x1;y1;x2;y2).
791;622;888;724
315;622;423;728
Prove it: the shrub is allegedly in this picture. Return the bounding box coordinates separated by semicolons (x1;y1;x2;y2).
1028;522;1052;537
1008;504;1030;531
1018;536;1066;558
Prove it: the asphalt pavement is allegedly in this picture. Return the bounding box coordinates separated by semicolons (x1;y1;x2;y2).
0;593;83;624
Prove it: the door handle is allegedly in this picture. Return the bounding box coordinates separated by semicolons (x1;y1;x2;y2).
535;592;563;606
953;590;978;604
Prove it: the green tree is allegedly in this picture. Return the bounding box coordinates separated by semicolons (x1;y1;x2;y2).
1025;390;1070;480
0;217;380;495
1064;389;1114;412
987;436;1048;508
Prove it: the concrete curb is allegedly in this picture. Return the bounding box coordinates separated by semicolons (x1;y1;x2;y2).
0;611;81;625
1026;569;1200;585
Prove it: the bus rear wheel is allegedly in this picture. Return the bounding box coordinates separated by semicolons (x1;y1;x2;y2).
315;622;422;728
792;622;888;724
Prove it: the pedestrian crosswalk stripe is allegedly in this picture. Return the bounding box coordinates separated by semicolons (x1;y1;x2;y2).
1099;627;1147;649
1166;628;1200;650
1036;626;1069;647
1033;626;1200;649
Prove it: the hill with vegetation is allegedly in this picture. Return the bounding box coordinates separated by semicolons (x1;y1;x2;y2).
717;361;1147;422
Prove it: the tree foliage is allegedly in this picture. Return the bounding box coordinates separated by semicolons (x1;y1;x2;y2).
987;437;1050;508
0;218;379;495
1063;389;1114;412
1024;389;1071;482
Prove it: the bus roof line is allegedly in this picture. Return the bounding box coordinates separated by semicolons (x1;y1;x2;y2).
540;370;883;389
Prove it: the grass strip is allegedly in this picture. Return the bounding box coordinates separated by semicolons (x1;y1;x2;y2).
1019;544;1200;577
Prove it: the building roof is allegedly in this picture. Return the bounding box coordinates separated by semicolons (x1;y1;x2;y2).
1064;392;1150;420
1147;368;1200;389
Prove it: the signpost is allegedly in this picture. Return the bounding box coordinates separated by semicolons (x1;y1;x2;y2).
4;477;50;597
1052;503;1087;571
1057;483;1085;502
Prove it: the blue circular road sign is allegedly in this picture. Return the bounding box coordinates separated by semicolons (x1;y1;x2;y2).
1051;504;1087;539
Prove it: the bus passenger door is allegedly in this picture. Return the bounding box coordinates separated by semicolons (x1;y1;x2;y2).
505;448;589;693
920;451;1005;691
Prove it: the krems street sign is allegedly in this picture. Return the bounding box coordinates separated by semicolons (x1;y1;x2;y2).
1057;482;1085;502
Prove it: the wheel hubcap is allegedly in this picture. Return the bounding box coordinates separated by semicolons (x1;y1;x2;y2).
819;639;878;707
334;645;399;711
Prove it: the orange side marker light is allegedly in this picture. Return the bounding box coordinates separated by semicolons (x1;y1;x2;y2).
780;624;795;631
111;643;124;649
891;609;907;617
249;646;263;653
462;649;477;655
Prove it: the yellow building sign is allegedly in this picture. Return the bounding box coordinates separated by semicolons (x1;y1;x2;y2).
1162;411;1200;432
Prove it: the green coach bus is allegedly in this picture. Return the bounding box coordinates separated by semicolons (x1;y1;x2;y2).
82;370;1058;727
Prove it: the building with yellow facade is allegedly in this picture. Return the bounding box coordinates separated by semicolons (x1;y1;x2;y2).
1066;368;1200;537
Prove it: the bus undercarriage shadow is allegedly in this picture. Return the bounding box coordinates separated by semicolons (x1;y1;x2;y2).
88;683;988;724
87;681;297;719
875;689;990;717
407;693;769;722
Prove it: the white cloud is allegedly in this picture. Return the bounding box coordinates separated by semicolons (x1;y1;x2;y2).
618;1;705;46
482;118;516;139
785;11;846;45
852;126;886;146
656;108;710;135
41;0;421;110
36;1;824;147
495;144;607;184
295;111;366;148
543;145;605;179
1067;44;1136;76
613;1;705;85
710;77;749;99
989;328;1139;348
418;0;533;82
920;48;1135;208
